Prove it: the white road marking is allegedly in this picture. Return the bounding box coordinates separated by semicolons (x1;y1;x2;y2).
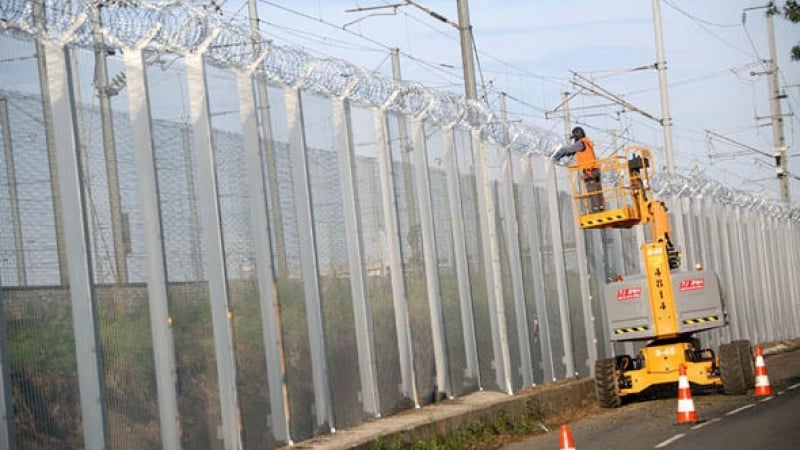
725;403;755;416
655;433;686;448
690;418;721;430
786;382;800;390
758;395;774;403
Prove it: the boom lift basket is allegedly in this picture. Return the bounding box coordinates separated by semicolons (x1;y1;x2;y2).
567;146;653;229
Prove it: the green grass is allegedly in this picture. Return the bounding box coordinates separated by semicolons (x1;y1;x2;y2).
373;404;547;450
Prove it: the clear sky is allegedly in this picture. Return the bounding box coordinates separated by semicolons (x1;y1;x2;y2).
222;0;800;203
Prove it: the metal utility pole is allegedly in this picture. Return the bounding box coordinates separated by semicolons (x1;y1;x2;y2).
181;126;204;281
345;1;478;101
390;48;420;265
248;0;288;275
34;0;69;286
499;91;507;121
765;8;790;203
562;91;572;142
0;98;26;286
92;4;128;283
651;0;676;174
456;0;478;101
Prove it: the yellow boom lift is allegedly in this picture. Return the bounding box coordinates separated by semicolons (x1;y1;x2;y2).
566;146;755;407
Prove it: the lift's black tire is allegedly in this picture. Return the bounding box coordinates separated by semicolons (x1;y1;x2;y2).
719;343;747;395
732;340;755;389
595;358;621;408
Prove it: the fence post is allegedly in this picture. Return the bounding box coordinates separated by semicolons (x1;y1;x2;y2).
714;202;740;339
0;277;15;450
285;86;335;431
588;229;613;358
734;206;757;341
500;149;533;386
522;155;555;382
788;218;800;336
236;70;293;444
119;33;182;450
572;194;598;377
333;97;381;415
374;108;418;406
472;133;512;393
185;42;243;449
753;209;773;342
544;161;575;378
410;117;451;398
743;208;764;341
42;36;109;449
763;214;780;340
442;127;480;388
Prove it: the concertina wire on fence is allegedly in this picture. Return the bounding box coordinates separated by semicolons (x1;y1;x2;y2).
1;0;798;220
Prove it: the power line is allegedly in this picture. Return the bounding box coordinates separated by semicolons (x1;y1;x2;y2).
741;22;767;68
263;21;386;53
384;0;568;88
620;65;755;97
497;90;549;114
663;0;741;28
663;0;759;59
255;0;464;85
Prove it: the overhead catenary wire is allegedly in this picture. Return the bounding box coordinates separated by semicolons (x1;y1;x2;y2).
256;0;465;86
377;0;569;88
664;0;760;59
663;0;741;28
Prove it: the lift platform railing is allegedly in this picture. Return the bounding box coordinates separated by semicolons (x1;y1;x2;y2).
567;146;655;229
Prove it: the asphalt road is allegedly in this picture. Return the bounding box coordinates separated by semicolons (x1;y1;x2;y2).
503;376;800;450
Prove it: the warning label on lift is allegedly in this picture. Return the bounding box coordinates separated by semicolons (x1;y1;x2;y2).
679;278;705;291
616;287;642;301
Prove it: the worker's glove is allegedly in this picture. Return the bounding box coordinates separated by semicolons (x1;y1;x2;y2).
552;149;571;166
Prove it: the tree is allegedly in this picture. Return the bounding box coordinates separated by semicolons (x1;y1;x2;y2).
774;0;800;60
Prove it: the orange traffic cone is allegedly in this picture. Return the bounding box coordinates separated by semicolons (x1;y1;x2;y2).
559;424;576;450
754;346;772;397
676;364;698;423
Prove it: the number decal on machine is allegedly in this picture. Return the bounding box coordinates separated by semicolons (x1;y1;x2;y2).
617;287;641;301
679;278;705;291
654;346;676;357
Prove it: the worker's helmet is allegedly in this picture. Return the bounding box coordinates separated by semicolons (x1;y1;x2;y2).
571;126;586;141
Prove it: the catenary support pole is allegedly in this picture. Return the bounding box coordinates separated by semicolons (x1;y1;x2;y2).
0;98;26;285
247;0;288;273
765;9;790;203
651;0;676;174
91;4;127;283
456;0;478;101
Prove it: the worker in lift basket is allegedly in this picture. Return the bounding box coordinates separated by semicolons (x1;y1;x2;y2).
554;126;605;212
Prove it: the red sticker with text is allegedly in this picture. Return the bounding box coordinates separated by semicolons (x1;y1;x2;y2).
679;278;705;291
617;287;641;301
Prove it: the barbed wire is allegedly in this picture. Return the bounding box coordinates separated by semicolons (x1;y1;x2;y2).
1;0;798;221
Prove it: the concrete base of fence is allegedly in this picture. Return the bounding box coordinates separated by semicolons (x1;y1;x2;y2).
283;338;800;450
282;378;596;450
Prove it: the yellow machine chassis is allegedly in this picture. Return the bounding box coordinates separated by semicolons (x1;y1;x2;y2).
618;342;721;396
